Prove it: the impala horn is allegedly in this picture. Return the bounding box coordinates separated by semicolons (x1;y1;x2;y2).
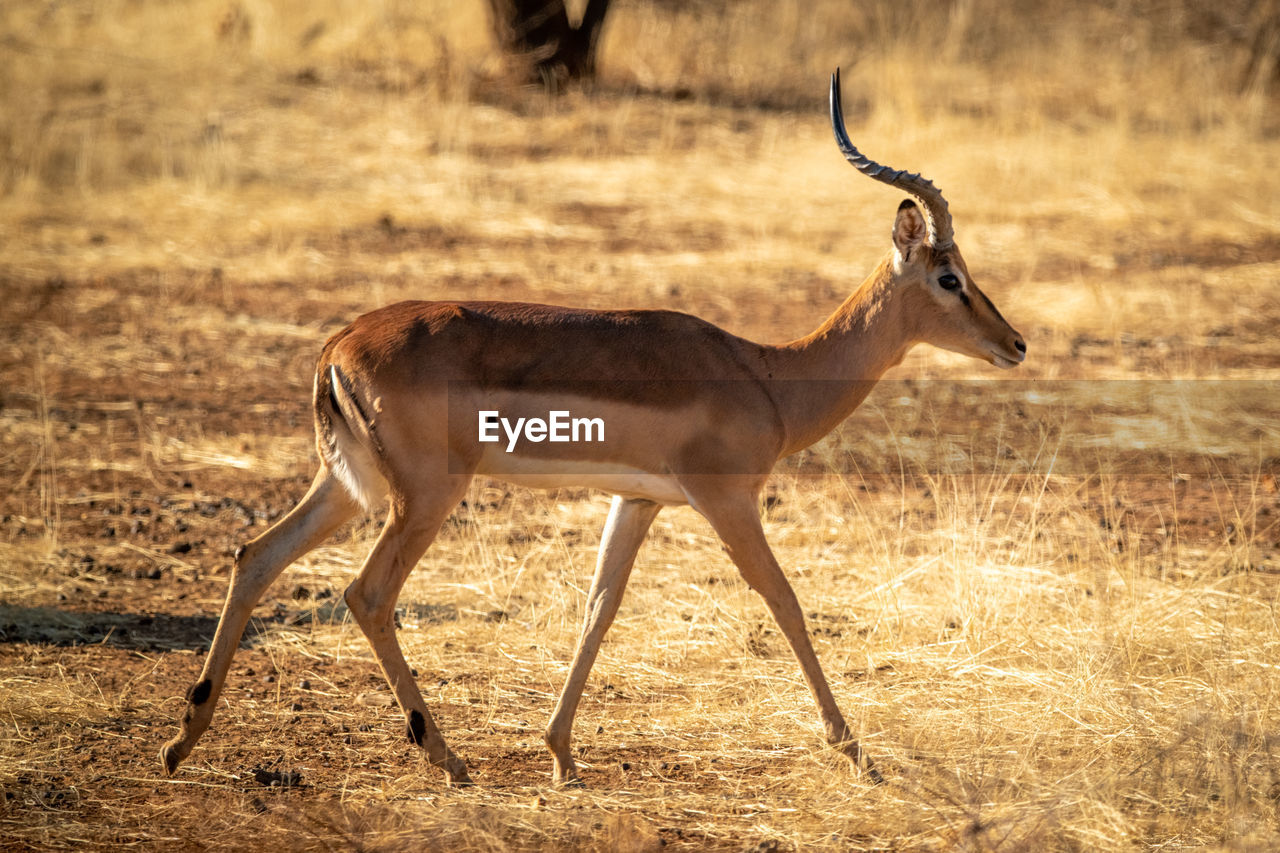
829;68;955;250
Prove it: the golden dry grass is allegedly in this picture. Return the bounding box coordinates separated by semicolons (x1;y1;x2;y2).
3;1;1280;850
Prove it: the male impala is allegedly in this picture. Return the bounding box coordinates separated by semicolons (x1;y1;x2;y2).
161;70;1025;786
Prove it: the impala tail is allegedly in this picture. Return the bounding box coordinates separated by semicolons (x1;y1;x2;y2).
315;361;387;513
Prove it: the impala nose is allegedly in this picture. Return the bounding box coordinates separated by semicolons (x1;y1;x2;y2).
1014;337;1027;358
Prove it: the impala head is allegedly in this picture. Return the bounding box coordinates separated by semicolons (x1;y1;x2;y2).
830;69;1027;369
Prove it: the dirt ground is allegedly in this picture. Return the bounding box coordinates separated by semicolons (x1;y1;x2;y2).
5;229;1279;850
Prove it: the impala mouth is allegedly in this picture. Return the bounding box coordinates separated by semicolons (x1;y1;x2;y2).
989;348;1025;369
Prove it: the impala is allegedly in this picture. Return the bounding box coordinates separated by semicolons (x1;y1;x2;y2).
161;70;1025;786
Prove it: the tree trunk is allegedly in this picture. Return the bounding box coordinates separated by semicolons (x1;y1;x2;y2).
487;0;612;88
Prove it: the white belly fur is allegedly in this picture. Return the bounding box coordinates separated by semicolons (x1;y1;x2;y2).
476;454;689;505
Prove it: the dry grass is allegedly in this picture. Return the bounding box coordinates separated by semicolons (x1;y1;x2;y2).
3;0;1280;850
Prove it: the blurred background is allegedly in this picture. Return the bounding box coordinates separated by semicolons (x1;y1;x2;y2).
3;0;1278;265
5;0;1280;190
5;0;1278;377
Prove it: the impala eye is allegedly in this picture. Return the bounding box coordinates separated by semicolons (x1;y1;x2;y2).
938;273;961;291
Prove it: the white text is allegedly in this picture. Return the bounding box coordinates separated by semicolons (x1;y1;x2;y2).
478;410;605;452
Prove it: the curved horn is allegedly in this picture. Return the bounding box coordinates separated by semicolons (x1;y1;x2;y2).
829;68;954;249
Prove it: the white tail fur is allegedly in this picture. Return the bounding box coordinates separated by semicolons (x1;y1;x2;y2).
320;364;386;513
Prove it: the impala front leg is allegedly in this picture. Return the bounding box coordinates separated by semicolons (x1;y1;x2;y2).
688;486;881;783
545;496;660;785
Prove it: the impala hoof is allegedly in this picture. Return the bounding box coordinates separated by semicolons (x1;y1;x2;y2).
551;759;583;788
444;757;473;787
160;741;186;776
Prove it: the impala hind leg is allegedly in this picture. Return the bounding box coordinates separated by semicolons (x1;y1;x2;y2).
161;468;360;774
342;475;473;786
545;496;660;785
691;489;880;782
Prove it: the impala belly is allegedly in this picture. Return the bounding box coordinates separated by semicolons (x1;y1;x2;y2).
476;455;689;505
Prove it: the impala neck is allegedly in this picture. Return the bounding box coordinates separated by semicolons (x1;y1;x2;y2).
769;257;916;455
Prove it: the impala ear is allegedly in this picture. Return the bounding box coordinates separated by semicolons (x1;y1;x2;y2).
892;199;926;257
